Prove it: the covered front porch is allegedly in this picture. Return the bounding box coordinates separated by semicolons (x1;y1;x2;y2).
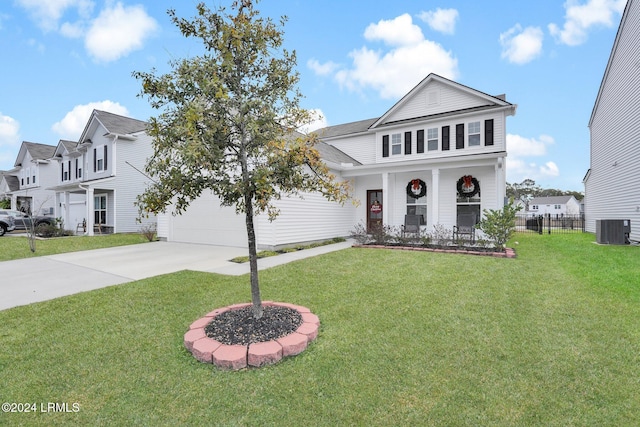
52;178;115;235
343;155;506;235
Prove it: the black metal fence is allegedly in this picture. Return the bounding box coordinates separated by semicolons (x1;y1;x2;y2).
515;214;585;234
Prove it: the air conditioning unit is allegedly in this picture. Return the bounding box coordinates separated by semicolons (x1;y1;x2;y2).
596;219;630;245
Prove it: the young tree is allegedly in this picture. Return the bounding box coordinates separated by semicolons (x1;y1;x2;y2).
476;199;522;249
133;1;351;319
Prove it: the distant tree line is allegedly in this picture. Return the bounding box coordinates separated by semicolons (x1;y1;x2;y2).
506;179;584;202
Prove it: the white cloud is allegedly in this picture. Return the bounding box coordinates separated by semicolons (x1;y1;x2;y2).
500;25;544;64
549;0;626;46
52;101;129;139
317;14;457;99
85;2;158;63
298;109;328;134
0;113;21;146
307;59;339;76
364;14;424;46
0;113;21;170
506;134;560;182
16;0;94;32
417;8;459;35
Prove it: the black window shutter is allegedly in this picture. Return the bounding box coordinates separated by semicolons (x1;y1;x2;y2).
404;132;412;155
382;135;389;157
456;124;464;149
417;130;425;153
485;119;494;146
93;148;97;172
68;161;71;179
61;163;64;181
104;145;108;170
75;159;78;178
442;126;450;151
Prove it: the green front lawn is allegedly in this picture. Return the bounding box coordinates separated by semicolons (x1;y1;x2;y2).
1;233;639;425
0;233;149;261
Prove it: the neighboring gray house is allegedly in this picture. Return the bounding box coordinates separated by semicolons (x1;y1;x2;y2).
528;195;581;216
50;110;156;235
584;0;640;242
1;141;57;215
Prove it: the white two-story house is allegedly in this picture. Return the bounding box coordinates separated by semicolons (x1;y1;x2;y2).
2;141;57;215
159;73;516;249
51;110;156;235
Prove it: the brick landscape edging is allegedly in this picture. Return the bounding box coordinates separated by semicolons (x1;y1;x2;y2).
184;302;319;370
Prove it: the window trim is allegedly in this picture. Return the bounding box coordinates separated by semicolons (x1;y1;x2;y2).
391;133;402;155
468;121;481;147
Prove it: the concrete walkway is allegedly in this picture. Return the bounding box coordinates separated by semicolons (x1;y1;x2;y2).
0;240;353;311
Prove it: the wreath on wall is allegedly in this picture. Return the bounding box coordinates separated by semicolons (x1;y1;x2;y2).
457;175;480;198
406;179;427;199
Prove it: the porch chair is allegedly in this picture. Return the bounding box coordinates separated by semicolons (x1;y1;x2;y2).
453;213;476;243
76;219;86;234
402;214;422;237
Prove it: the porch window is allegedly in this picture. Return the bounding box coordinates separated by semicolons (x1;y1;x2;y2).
407;189;427;225
94;194;107;225
391;133;402;155
468;121;481;146
427;128;438;151
456;176;481;226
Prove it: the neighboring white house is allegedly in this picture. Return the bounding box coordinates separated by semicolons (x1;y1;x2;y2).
584;0;640;243
50;110;156;235
160;73;517;249
1;142;57;215
528;196;581;216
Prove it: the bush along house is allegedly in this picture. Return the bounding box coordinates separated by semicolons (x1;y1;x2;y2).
158;74;517;249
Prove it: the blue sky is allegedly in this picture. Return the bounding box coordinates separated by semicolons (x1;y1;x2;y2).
0;0;628;192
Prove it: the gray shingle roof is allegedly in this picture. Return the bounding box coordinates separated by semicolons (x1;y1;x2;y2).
24;141;56;160
93;110;148;135
314;118;378;139
3;174;20;191
530;196;575;205
315;141;361;166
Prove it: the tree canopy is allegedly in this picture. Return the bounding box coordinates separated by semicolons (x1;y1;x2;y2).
133;1;351;318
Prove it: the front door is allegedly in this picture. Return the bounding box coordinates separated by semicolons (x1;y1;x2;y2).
367;189;383;232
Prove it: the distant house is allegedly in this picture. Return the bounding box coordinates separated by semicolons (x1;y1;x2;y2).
50;110;156;235
584;0;640;242
159;73;517;249
1;142;57;215
528;195;581;216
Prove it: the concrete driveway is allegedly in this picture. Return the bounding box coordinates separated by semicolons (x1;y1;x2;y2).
0;240;352;311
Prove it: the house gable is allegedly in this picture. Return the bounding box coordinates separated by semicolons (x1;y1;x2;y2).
371;74;514;128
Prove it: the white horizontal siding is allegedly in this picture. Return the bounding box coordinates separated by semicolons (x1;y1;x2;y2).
327;134;376;165
256;190;357;249
384;82;490;124
587;0;640;242
113;134;156;233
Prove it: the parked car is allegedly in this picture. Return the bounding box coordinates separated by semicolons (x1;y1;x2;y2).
0;210;54;232
0;211;16;236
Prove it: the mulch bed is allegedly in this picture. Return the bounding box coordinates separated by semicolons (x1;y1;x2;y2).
204;305;303;346
354;243;516;258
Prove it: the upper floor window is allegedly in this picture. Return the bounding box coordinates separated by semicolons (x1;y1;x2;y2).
94;146;108;172
391;133;402;155
468;122;481;146
427;128;438;151
554;204;561;209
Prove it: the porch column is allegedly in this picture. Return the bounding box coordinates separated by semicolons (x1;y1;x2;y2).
431;168;440;227
62;192;69;230
382;172;389;225
86;187;95;236
496;157;506;208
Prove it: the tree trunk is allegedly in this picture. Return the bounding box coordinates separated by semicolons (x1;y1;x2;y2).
244;197;263;319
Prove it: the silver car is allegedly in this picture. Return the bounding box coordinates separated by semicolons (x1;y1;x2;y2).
0;211;16;236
